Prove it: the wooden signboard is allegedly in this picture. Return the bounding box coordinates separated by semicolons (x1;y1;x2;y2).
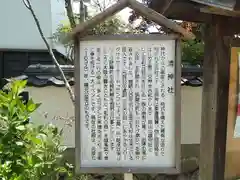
225;47;240;179
75;34;181;174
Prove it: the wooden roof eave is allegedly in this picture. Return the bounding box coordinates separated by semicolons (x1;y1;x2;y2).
149;0;212;23
190;0;236;11
200;6;240;17
149;0;240;23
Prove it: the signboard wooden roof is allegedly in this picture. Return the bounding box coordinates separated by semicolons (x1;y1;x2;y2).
68;0;195;40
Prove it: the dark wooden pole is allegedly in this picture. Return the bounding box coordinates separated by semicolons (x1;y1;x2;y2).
199;16;231;180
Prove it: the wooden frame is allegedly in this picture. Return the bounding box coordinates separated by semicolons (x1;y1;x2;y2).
74;34;182;174
225;46;240;179
67;0;195;41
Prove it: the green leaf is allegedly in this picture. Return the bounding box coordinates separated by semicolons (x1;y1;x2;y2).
30;137;42;145
16;125;26;131
15;141;24;146
0;81;71;179
26;99;41;113
11;80;27;95
34;163;44;168
0;91;8;102
19;80;27;88
65;162;74;169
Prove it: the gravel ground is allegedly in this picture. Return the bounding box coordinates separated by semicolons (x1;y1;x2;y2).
139;170;199;180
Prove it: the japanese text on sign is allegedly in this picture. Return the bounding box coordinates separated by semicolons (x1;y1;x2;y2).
80;40;176;168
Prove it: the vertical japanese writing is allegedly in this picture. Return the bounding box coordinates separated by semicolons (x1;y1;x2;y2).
109;47;115;151
89;48;96;160
96;47;102;160
167;57;175;94
165;53;175;158
103;47;109;160
115;46;121;161
141;47;147;160
128;47;134;160
122;47;128;160
80;40;176;167
135;48;141;160
83;48;90;130
147;48;154;153
160;46;166;156
154;47;160;157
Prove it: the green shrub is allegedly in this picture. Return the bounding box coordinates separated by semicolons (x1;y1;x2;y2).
0;80;73;180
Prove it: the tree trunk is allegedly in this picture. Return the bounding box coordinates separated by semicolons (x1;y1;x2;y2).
65;0;76;28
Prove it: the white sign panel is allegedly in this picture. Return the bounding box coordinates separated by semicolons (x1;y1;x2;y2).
234;53;240;138
78;36;179;172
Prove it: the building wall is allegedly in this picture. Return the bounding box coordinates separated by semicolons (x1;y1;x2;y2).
0;0;68;52
0;51;64;79
0;0;52;49
181;86;202;144
27;86;203;147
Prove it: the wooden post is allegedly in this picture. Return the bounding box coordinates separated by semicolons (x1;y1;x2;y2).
199;16;231;180
124;173;133;180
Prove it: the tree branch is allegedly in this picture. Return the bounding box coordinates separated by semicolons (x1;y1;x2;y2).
65;0;76;28
91;0;104;12
23;0;75;104
91;0;115;12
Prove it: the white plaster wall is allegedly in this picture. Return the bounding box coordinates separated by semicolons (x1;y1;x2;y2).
27;86;202;147
181;86;202;144
0;0;69;53
0;0;52;50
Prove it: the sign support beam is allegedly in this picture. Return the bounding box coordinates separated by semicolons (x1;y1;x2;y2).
199;15;231;180
124;173;133;180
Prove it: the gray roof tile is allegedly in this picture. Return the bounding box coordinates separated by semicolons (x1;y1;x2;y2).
1;63;203;88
